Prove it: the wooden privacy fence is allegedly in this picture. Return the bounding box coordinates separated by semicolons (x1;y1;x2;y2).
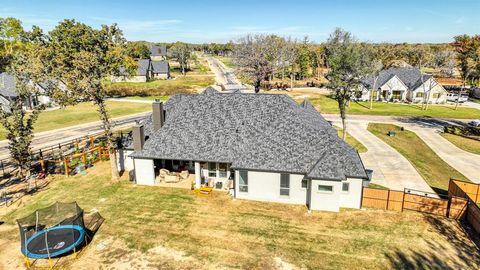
448;179;480;234
362;187;467;219
448;179;480;203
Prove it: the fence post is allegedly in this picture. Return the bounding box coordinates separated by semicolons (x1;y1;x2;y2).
401;189;406;212
90;136;94;149
64;158;69;176
82;151;87;165
386;189;390;210
40;160;45;173
1;160;4;176
476;184;480;204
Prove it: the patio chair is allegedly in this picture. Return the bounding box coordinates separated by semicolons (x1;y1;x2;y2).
179;170;189;180
164;174;180;183
159;169;170;182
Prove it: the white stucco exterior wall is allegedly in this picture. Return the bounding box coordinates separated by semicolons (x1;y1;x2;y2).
235;170;307;205
117;149;134;172
309;179;342;212
134;158;155;186
339;178;363;209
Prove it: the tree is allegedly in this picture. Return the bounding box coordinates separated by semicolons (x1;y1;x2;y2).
364;49;383;110
325;28;369;141
0;17;25;71
433;48;456;77
125;41;150;59
0;45;47;177
452;35;480;110
406;45;433;110
233;34;279;93
169;42;191;75
44;19;134;182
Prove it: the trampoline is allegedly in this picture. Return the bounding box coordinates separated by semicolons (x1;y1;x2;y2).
17;202;86;260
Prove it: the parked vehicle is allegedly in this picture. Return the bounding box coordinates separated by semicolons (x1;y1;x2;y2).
446;93;468;103
468;120;480;127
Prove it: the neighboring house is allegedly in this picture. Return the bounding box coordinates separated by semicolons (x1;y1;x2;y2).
0;72;53;112
149;45;167;61
111;59;153;83
356;67;448;104
151;60;170;79
119;87;369;212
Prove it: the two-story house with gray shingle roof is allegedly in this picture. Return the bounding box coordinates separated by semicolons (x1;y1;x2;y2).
0;72;54;112
356;67;448;104
119;87;369;212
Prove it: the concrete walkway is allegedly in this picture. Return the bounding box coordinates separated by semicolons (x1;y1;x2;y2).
336;122;435;193
406;125;480;183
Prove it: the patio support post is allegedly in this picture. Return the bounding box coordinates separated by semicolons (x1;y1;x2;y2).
194;162;201;188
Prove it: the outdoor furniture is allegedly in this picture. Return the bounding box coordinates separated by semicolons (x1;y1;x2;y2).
194;186;214;196
179;170;189;180
164;174;180;183
159;169;170;182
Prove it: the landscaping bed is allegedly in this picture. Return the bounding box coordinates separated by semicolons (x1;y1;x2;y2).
1;162;479;269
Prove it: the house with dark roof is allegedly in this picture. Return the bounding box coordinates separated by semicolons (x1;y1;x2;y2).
111;59;153;83
357;67;448;104
151;60;170;79
119;87;369;212
0;72;54;112
149;45;167;61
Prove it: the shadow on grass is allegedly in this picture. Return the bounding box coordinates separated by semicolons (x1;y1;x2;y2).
395;116;468;129
385;214;480;269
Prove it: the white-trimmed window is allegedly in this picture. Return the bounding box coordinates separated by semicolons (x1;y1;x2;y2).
280;174;290;196
318;185;333;193
218;163;228;178
301;179;308;189
416;92;424;98
342;182;350;192
239;170;248;192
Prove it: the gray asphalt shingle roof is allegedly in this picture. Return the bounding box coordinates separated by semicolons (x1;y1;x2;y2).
150;45;167;56
151;60;169;74
0;73;18;98
362;67;432;90
136;59;152;76
129;89;367;180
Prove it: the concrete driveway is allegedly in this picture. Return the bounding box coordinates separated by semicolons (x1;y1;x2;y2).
206;57;250;91
406;125;480;183
336;122;435;193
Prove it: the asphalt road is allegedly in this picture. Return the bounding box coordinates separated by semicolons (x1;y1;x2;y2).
206;57;250;91
0;112;149;160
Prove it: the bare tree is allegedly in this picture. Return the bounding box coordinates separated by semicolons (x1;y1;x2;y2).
169;42;192;75
233;34;279;93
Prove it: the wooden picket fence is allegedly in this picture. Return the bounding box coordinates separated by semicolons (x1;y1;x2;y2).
361;187;467;219
40;146;110;176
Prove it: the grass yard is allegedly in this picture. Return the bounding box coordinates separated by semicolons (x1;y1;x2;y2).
216;56;235;68
1;162;478;269
441;133;480;155
307;95;479;119
367;123;469;193
104;75;215;97
0;101;151;140
118;95;170;102
334;127;368;153
470;97;480;104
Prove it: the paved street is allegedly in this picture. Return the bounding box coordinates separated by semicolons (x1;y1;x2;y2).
206;56;250;91
0;112;149;160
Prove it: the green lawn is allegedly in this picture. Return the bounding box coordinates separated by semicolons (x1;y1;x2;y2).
1;162;478;269
367;123;469;193
470;97;480;104
334;127;368;153
216;56;235;68
441;133;480;155
308;95;479;119
104;75;215;97
0;101;151;140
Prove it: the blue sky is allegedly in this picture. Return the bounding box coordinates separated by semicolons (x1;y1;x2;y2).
1;0;479;43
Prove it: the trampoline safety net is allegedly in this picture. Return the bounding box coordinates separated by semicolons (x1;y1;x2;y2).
17;202;86;259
